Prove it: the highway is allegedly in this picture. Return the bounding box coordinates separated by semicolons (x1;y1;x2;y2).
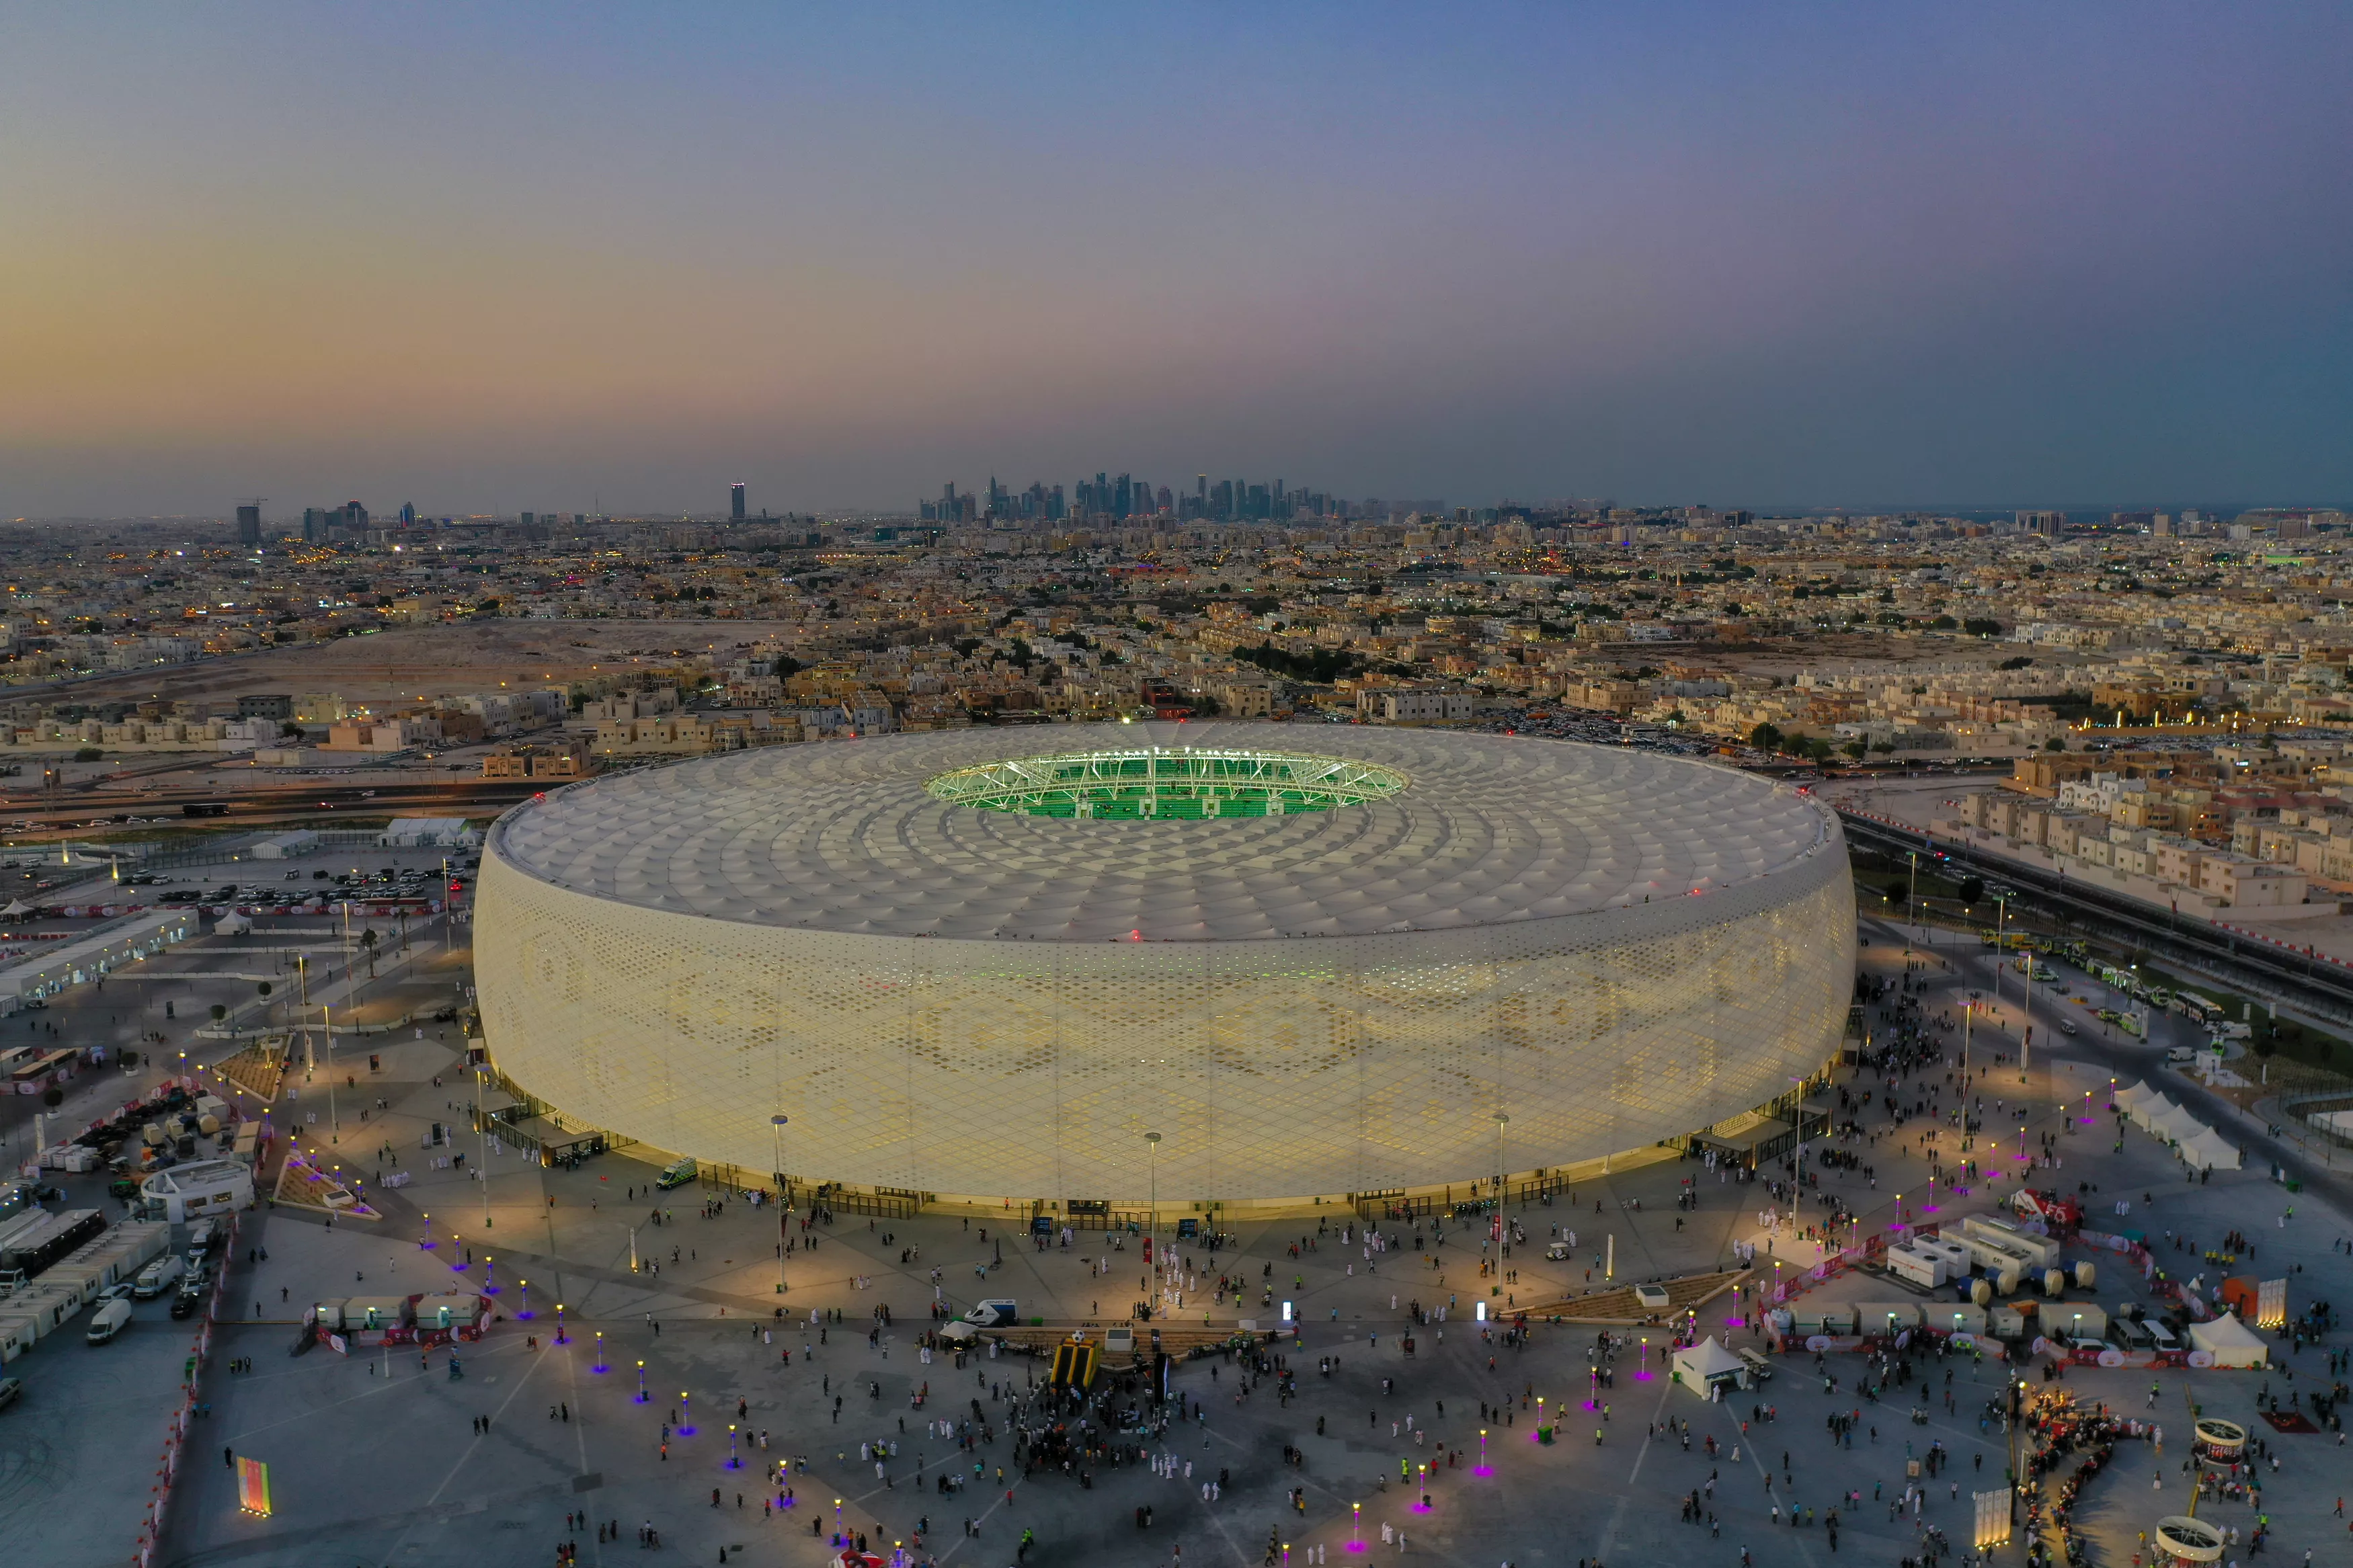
0;776;542;836
1839;808;2353;1028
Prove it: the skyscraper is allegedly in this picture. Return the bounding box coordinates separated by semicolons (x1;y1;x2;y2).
234;504;260;546
730;483;746;521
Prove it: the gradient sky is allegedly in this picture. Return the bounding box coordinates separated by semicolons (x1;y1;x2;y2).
5;4;2350;518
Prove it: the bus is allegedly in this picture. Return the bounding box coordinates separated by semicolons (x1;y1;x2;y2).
2173;992;2225;1028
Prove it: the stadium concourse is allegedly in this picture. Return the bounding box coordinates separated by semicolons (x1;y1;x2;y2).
475;723;1856;1210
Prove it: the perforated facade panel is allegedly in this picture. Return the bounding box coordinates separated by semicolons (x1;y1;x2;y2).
475;725;1856;1202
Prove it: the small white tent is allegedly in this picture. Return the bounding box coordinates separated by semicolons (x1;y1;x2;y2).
2188;1312;2267;1368
2180;1126;2241;1171
2132;1094;2181;1132
2147;1106;2206;1144
1671;1335;1748;1396
2113;1081;2155;1114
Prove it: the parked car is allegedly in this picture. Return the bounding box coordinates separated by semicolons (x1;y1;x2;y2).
0;1376;20;1412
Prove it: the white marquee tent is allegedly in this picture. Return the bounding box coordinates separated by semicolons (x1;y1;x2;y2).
2114;1081;2157;1114
2180;1126;2241;1171
2188;1312;2268;1368
1671;1335;1748;1397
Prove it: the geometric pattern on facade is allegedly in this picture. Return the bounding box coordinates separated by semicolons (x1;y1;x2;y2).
476;723;1856;1202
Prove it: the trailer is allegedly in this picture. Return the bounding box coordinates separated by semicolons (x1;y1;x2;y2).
412;1292;490;1344
0;1209;106;1280
1886;1243;1949;1289
1962;1213;2060;1270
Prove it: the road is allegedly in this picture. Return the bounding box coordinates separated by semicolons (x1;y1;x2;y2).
1841;809;2353;1028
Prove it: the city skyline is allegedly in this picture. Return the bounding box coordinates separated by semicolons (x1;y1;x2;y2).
5;5;2350;517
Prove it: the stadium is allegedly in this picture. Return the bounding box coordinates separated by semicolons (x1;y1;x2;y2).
474;722;1855;1210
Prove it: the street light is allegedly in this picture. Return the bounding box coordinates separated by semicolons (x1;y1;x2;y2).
1991;893;2008;1021
771;1114;791;1295
1492;1112;1509;1217
474;1064;493;1229
1144;1130;1162;1243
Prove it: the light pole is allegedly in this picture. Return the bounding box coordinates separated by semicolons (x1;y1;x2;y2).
475;1063;492;1229
1905;850;1920;959
1991;893;2008;1021
323;1002;337;1144
1144;1130;1162;1249
295;952;312;1077
771;1114;790;1295
1493;1112;1508;1208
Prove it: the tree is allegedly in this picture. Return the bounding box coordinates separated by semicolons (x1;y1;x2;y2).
1748;722;1785;752
2045;737;2066;752
209;1004;226;1024
41;1086;62;1108
1962;618;2003;638
1958;875;1985;907
1841;741;1868;760
361;927;380;979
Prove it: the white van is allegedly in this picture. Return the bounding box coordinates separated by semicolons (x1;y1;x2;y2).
87;1297;133;1345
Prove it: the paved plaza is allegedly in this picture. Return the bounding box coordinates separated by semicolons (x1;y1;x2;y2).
5;893;2353;1567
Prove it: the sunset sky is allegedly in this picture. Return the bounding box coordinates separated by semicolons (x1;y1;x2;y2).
5;4;2349;518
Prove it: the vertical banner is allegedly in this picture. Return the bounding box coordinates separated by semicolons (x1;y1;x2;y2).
1972;1488;2011;1548
235;1456;271;1516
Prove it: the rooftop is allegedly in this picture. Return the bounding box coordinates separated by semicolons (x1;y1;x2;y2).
488;721;1840;942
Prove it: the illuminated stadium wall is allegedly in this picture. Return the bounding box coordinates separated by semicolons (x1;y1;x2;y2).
473;725;1856;1204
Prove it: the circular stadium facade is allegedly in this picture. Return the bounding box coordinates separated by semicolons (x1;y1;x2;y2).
475;722;1856;1206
